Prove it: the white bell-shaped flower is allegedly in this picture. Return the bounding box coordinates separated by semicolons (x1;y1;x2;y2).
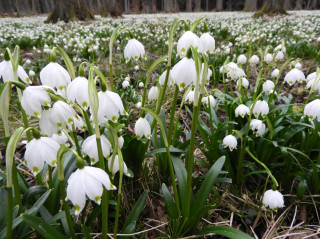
306;72;316;82
263;80;275;94
0;60;31;84
201;95;216;107
225;62;246;80
185;90;195;103
118;136;124;149
51;132;68;145
199;63;212;85
21;86;51;118
295;62;302;69
237;54;247;64
24;137;60;176
199;32;215;54
306;78;320;91
67;166;116;215
223;135;237;151
271;69;280;78
284;68;305;86
148;86;159;102
159;70;174;88
249;55;259;65
40;62;71;90
122;80;130;89
82;134;112;165
237;77;249;89
262;189;284;210
274;51;284;61
124;39;146;62
171;57;196;91
135;117;151;140
67;76;90;110
275;44;286;53
252;100;269;118
39;108;59;136
51;101;76;130
250;119;266;136
108;155;131;177
304;99;320;121
235;104;250;118
264;53;273;64
97;90;127;124
177;31;199;57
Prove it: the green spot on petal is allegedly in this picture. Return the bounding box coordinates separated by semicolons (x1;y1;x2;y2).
112;116;117;122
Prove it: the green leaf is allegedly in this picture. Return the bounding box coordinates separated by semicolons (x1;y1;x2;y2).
0;189;8;231
0;81;12;138
121;191;148;233
22;185;47;205
56;46;75;79
143;146;184;159
191;156;225;214
297;180;307;199
21;214;67;239
200;226;253;239
81;224;93;239
171;155;187;212
162;184;179;219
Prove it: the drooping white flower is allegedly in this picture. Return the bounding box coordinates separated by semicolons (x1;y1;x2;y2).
134;65;139;71
263;80;275;94
67;166;116;215
135;117;151;140
24;137;60;175
306;78;320;91
138;82;144;88
306;72;316;82
284;68;305;86
252;100;269;118
304;99;320;121
177;31;199;57
171;57;196;91
275;44;286;53
271;69;280;78
223;135;237;151
295;62;302;69
199;32;215;54
159;70;173;88
118;136;124;149
264;53;273;64
225;62;246;80
235;104;250;118
136;102;142;108
122;80;130;89
97;90;127;124
201;95;216;107
51;132;68;145
67;77;90;110
108;155;131;177
148;86;159;102
249;55;260;65
250;119;266;136
51;101;77;130
199;63;212;85
21;86;51;118
29;70;35;77
185;90;195;103
237;77;249;89
39;108;59;136
237;54;247;64
40;62;71;90
274;51;284;61
262;189;284;210
0;60;31;84
124;39;146;63
82;134;112;165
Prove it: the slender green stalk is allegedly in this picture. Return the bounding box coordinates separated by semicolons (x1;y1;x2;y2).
83;110;93;135
109;64;114;91
48;166;53;189
12;162;23;213
6;187;13;239
168;85;180;144
71;124;81;156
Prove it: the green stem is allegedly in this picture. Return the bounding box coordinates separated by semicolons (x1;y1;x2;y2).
12;162;23;213
48;166;53;189
83;110;93;135
168;85;179;145
19;101;32;142
59;180;77;239
71;124;81;156
109;64;114;92
6;187;13;239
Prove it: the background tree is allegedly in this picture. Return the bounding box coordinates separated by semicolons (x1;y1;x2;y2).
254;0;286;17
244;0;258;11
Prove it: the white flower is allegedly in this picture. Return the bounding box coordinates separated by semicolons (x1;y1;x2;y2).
284;68;305;86
235;104;250;118
224;47;230;55
159;70;174;88
274;51;284;61
225;62;245;80
199;63;212;85
40;62;71;90
29;70;35;77
171;57;196;91
138;82;144;88
199;32;215;54
223;135;237;151
271;69;280;78
118;136;124;149
135;117;151;140
252;100;269;118
51;101;76;130
295;62;302;69
264;53;273;64
237;77;249;89
24;137;60;175
275;44;286;53
82;134;112;165
263;80;275;94
262;189;284;210
237;54;247;64
249;55;259;65
108;155;131;177
97;90;127;124
124;76;130;82
250;119;266;136
201;95;216;107
67;77;90;110
122;80;130;89
39;108;59;136
21;86;51;118
51;132;68;145
304;99;320;121
177;31;199;57
0;60;31;84
67;166;116;215
134;65;139;71
136;102;142;108
306;72;316;82
124;39;146;62
148;86;159;102
185;90;195;103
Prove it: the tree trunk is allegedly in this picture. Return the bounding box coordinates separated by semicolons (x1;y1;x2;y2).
254;0;286;17
131;0;140;12
206;0;209;11
186;0;192;11
15;0;32;16
194;0;201;11
216;0;223;11
46;0;94;23
142;0;151;13
295;0;303;9
244;0;257;11
151;0;157;12
284;0;293;10
306;0;317;9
